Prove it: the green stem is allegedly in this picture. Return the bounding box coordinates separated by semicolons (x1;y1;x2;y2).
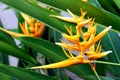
90;61;120;66
93;69;101;80
89;63;101;80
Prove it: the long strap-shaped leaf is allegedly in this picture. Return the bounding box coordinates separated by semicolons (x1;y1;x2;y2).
0;63;57;80
0;72;13;80
0;41;37;64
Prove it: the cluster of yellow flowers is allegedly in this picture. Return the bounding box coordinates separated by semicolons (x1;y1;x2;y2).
0;13;44;38
30;9;111;71
19;18;44;37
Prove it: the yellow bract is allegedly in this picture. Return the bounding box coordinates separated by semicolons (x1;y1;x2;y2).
51;9;87;24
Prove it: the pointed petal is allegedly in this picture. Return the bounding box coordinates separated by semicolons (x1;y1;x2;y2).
90;45;95;52
88;51;112;60
35;22;45;37
29;18;35;33
56;42;80;51
24;21;29;35
30;58;81;69
77;19;91;35
0;27;27;37
62;47;74;59
19;23;29;35
67;9;77;19
85;26;112;50
20;12;31;23
80;8;87;19
62;33;80;44
65;26;73;36
50;15;76;23
78;19;91;27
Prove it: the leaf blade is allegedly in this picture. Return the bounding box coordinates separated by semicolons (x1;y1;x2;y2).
0;41;37;65
0;63;57;80
97;24;120;76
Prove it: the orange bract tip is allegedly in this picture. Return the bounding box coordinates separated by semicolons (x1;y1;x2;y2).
88;51;111;60
29;58;80;69
29;57;91;69
51;9;87;24
62;33;80;44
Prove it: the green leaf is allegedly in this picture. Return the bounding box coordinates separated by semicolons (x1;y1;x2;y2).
96;59;107;76
17;37;94;79
0;63;57;80
13;9;25;23
37;0;120;32
113;0;120;9
0;72;14;80
0;53;9;65
0;27;16;46
88;75;115;80
0;41;37;65
88;0;102;8
97;24;120;76
97;0;120;15
0;22;16;65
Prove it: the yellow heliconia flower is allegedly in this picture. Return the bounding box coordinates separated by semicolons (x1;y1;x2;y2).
30;40;111;69
30;9;112;74
0;13;45;38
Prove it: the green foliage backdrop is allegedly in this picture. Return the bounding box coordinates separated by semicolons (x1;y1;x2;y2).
0;0;120;80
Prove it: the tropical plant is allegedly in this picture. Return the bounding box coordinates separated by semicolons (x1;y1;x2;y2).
0;0;120;80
